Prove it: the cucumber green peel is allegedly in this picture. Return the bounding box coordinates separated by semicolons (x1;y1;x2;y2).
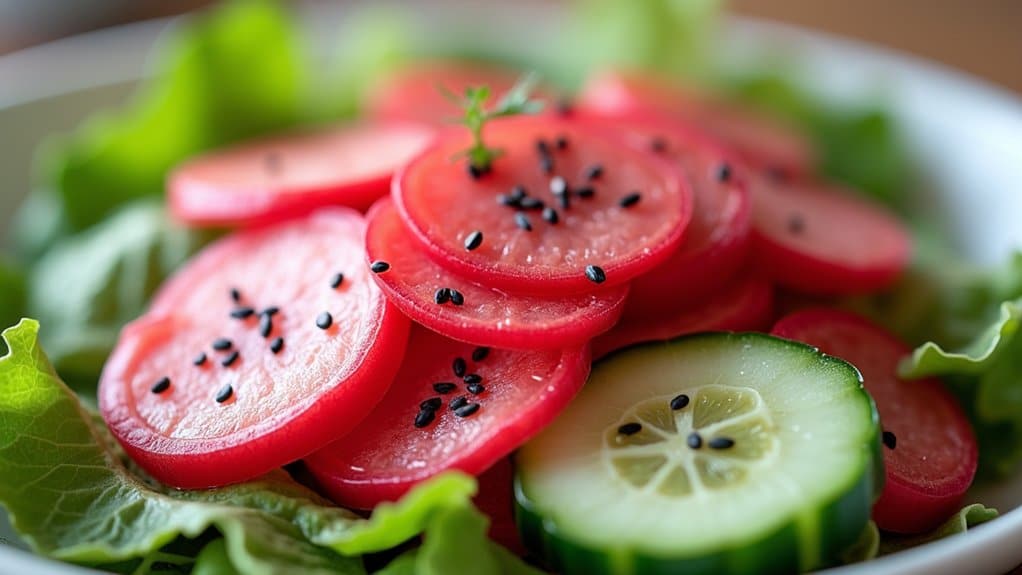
516;333;882;575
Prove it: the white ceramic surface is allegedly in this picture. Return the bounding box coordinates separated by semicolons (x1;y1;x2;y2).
1;2;1021;574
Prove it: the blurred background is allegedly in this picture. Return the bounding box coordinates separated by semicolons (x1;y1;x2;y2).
1;0;1020;94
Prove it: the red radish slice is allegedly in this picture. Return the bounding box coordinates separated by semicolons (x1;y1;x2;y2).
366;198;627;349
367;60;554;125
578;69;815;177
394;115;693;295
584;113;751;319
771;308;978;534
592;274;774;360
304;325;590;509
169;122;434;227
750;175;911;295
100;210;410;488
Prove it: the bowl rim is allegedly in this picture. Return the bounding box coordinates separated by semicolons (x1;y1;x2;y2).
1;3;1021;574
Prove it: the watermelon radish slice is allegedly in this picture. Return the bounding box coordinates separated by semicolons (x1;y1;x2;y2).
592;274;774;360
365;198;627;349
304;325;590;509
578;69;815;178
367;60;554;125
394;115;693;295
586;113;751;319
750;176;911;295
771;308;978;534
169;122;434;227
100;209;410;488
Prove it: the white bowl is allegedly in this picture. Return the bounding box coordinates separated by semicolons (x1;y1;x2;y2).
2;2;1021;574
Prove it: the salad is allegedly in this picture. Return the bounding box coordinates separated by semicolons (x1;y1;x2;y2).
2;1;1020;573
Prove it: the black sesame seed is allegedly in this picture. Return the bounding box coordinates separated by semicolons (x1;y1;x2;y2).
316;312;333;330
434;288;451;305
687;432;703;449
270;337;284;354
193;352;207;367
497;193;521;207
215;384;234;403
370;260;391;273
542;206;559;224
330;273;345;289
708;437;736;450
452;357;467;377
715;163;733;182
450;396;469;411
574;186;595;199
558;192;571;210
539;155;554;175
650;137;667;153
472;347;490;362
788;214;806;235
230;307;255;319
583;164;603;181
467;162;490;179
619;192;641;208
467;383;485;395
212;338;233;351
618;422;642;436
670;394;690;410
550;176;568;196
221;351;240;367
515;212;533;232
449;289;465;306
420;397;443;411
259;313;273;338
519;196;544;210
585;265;607;284
433;382;458;394
883;430;897;450
510;185;527;201
414;409;436;428
463;373;483;384
535;139;551;155
464;230;484;251
151;377;171;394
262;306;280;316
454;402;481;418
230;288;241;303
554;135;569;150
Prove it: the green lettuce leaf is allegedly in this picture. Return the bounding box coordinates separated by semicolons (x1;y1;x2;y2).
842;504;998;564
0;319;362;574
36;0;306;233
891;255;1022;476
900;299;1022;379
0;258;26;353
879;504;999;556
726;73;909;209
379;503;543;575
193;539;242;575
26;201;213;392
0;319;488;573
321;474;476;556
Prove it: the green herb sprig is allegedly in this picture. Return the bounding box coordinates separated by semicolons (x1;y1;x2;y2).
446;72;544;176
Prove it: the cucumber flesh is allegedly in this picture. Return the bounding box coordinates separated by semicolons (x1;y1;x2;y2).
515;333;882;575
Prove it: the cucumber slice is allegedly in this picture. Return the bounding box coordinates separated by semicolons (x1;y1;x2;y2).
515;333;882;574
